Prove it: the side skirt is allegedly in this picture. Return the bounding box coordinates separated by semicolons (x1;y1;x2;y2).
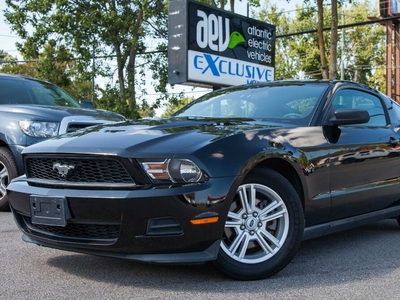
303;206;400;241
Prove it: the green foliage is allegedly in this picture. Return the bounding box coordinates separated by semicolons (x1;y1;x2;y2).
0;45;93;101
96;85;141;120
4;0;169;119
339;1;386;91
162;96;195;117
35;43;72;88
197;0;260;11
0;51;37;76
257;0;385;88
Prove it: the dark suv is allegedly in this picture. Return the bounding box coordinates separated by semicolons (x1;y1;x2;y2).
0;74;126;210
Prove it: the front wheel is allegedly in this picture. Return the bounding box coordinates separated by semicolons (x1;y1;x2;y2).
214;169;304;280
0;147;18;211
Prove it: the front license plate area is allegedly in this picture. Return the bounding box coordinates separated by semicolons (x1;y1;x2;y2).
30;196;70;227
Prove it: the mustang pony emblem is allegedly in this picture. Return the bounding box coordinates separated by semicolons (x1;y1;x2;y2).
53;163;75;179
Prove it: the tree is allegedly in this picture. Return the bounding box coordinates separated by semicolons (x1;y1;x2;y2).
4;0;167;119
200;0;260;12
162;95;195;117
284;0;342;79
258;2;299;79
0;44;93;101
35;42;73;91
258;1;324;79
316;0;329;78
328;0;338;79
339;1;385;90
313;0;341;79
258;0;385;87
0;51;36;76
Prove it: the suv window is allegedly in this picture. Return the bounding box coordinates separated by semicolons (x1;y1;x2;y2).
0;79;33;104
0;77;82;107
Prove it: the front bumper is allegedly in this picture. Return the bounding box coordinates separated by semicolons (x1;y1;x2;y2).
8;175;239;263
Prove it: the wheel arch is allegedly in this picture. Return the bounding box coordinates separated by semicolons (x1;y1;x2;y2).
0;139;8;148
249;157;306;211
0;139;24;175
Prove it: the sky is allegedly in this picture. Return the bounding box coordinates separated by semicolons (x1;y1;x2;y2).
0;1;21;59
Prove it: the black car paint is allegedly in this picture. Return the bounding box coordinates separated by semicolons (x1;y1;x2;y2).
7;80;400;277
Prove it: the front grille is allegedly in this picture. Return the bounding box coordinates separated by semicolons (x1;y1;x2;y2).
23;216;120;244
26;156;136;189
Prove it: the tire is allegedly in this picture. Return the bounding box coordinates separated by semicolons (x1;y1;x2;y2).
0;147;18;211
214;168;304;280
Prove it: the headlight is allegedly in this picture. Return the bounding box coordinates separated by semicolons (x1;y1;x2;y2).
19;120;60;137
140;158;205;184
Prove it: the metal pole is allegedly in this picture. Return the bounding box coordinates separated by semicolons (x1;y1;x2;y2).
395;21;400;102
387;20;393;98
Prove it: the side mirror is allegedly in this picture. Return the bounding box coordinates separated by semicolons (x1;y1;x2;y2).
330;109;370;126
79;100;95;109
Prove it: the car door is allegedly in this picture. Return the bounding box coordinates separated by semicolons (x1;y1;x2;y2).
325;87;400;220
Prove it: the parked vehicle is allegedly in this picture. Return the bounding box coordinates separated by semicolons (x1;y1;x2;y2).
8;80;400;280
0;74;126;210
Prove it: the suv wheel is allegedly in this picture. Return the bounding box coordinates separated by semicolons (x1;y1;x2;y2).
0;147;17;211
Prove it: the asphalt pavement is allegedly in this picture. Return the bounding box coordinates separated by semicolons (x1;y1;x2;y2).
1;211;400;299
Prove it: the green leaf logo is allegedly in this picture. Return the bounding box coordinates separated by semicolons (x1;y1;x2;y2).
228;31;246;49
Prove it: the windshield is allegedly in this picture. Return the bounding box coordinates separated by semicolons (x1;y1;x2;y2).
174;83;328;124
0;77;82;108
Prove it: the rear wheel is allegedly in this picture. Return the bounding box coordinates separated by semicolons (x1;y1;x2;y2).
214;168;304;280
0;147;18;211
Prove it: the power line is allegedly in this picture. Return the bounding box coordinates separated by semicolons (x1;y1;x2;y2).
0;34;19;38
0;49;167;64
276;15;400;38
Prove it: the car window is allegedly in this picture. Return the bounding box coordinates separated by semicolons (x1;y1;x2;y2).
332;89;386;126
174;84;328;125
390;100;400;123
193;97;257;117
0;79;34;104
0;77;82;108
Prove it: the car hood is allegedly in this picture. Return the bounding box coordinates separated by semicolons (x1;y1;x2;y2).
0;104;125;121
22;117;287;157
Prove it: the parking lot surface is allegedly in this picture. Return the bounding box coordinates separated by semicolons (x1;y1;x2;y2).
1;211;400;299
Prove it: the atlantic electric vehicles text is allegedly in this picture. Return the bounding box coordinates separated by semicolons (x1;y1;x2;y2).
187;7;275;86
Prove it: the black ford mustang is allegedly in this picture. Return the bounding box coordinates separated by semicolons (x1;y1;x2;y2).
8;80;400;280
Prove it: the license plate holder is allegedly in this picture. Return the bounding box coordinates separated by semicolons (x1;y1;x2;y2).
30;196;70;227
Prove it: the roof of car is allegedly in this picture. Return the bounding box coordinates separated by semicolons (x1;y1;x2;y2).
0;73;32;79
0;73;55;85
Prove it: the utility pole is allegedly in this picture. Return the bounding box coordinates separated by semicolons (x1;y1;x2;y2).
341;10;345;80
91;46;95;103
